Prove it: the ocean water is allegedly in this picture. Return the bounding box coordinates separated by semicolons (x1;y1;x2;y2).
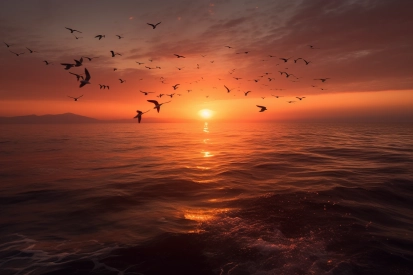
0;122;412;275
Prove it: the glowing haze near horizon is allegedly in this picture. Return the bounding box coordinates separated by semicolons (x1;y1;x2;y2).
0;0;412;122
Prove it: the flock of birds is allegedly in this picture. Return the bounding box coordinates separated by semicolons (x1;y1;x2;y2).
3;22;331;123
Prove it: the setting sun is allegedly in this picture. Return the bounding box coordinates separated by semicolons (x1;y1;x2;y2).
198;109;213;119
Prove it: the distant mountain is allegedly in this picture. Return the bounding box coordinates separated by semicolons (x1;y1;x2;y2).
0;113;100;124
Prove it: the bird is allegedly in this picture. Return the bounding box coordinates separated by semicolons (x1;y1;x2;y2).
43;60;52;65
296;97;306;100
172;84;180;90
287;101;296;103
61;63;75;70
244;91;251;96
4;42;10;47
10;51;24;56
99;84;105;89
294;58;303;63
110;51;122;57
116;35;124;39
95;35;105;40
26;47;37;53
279;57;291;62
174;54;185;58
302;59;311;65
134;110;150;123
136;61;144;65
69;72;84;81
73;34;83;39
166;93;175;98
68;95;83;101
83;56;98;61
119;79;126;83
79;68;91;88
272;95;283;98
140;90;154;95
74;57;83;67
257;105;267;112
225;45;233;48
314;78;330;82
308;45;319;49
224;85;234;93
65;27;82;33
147;22;161;29
147;100;171;113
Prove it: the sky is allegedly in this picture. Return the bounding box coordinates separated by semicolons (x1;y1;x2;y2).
0;0;412;122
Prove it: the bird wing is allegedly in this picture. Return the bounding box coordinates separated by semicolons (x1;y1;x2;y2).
257;105;266;108
84;68;90;80
147;100;159;105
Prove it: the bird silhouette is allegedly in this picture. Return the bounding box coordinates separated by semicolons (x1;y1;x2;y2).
257;105;267;112
26;47;38;53
147;22;161;29
10;51;24;56
134;110;150;123
68;95;83;101
61;63;75;70
314;78;330;82
174;54;185;58
65;27;82;33
95;35;105;40
140;90;154;95
172;84;180;90
296;97;306;100
79;68;91;88
147;100;171;113
110;51;122;57
224;85;234;93
116;35;124;39
119;79;126;83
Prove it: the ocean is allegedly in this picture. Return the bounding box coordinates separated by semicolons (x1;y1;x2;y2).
0;122;412;275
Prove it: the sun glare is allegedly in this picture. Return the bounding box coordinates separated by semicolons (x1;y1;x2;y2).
199;109;213;119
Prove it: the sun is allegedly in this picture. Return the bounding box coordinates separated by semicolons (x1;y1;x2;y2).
198;109;213;119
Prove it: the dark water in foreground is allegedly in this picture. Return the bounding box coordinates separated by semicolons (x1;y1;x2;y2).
0;122;412;275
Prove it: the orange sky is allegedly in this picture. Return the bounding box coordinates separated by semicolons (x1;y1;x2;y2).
0;0;412;122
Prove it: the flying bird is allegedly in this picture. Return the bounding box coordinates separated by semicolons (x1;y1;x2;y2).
116;35;124;39
296;97;306;100
279;57;291;63
95;35;105;40
68;95;83;101
134;110;150;123
79;68;91;88
147;22;161;29
172;84;180;90
73;34;82;39
140;90;154;95
224;85;234;93
74;57;83;67
147;100;171;113
83;56;98;61
43;60;52;65
174;54;185;58
166;93;175;98
244;91;251;96
4;42;10;47
110;51;122;57
314;78;330;82
257;105;267;112
10;51;24;56
119;79;126;83
61;63;75;70
26;47;38;53
65;27;82;33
